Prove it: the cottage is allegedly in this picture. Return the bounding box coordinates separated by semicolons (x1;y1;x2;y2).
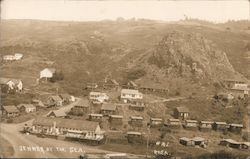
128;99;145;111
164;119;182;128
129;116;143;127
70;99;89;116
109;115;123;125
199;121;213;131
179;137;194;146
213;122;229;131
32;117;104;141
89;92;109;104
192;137;207;147
48;95;63;107
2;105;20;117
40;68;56;80
47;110;67;118
174;106;189;120
0;78;23;93
100;103;117;116
120;89;143;103
183;120;198;130
126;131;142;144
17;104;36;113
88;114;103;122
149;118;163;127
228;123;243;134
220;139;241;149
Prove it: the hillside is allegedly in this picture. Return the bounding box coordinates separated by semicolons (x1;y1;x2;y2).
0;19;249;95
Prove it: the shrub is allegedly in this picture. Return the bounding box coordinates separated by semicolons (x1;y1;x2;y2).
6;118;13;123
126;69;146;80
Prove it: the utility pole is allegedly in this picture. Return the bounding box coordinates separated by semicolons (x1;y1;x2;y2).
146;125;150;158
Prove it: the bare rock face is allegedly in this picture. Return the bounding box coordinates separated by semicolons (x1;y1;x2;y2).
147;31;239;82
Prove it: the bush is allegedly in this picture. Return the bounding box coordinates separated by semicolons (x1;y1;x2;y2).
50;71;64;82
6;118;13;123
126;69;146;80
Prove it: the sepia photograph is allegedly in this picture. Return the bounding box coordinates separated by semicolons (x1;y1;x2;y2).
0;0;250;158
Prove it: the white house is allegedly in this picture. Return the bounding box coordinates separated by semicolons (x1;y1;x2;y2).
120;89;143;103
40;68;56;79
14;53;23;60
89;92;109;104
3;55;16;61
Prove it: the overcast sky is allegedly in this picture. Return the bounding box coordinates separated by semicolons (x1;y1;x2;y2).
1;0;249;23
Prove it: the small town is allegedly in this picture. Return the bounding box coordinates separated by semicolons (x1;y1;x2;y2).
0;1;250;159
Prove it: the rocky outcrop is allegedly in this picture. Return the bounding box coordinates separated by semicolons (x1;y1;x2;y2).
147;31;240;82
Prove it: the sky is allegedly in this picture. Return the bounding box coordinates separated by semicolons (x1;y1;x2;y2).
1;0;249;23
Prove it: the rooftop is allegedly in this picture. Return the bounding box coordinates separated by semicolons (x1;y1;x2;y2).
47;109;66;117
17;104;36;109
127;131;142;135
176;106;189;113
50;95;62;102
2;105;19;113
121;89;140;95
75;99;89;107
130;116;143;120
109;115;123;118
101;103;116;111
33;117;99;131
150;118;162;121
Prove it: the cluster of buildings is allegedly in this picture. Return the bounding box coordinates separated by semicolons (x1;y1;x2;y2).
0;78;23;93
2;53;23;61
2;104;36;118
222;79;250;99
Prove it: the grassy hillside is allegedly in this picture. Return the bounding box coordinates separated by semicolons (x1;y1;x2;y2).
0;19;249;95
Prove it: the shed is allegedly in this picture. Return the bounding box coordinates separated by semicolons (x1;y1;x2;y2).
179;137;194;146
228;123;243;134
213;122;229;131
101;103;117;116
192;137;207;146
220;139;241;149
183;120;198;130
126;131;142;144
129;116;143;127
109;115;123;125
174;106;189;120
164;119;182;128
89;114;103;122
199;121;213;131
149;118;163;127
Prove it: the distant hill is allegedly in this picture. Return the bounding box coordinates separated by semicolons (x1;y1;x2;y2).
0;19;249;95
